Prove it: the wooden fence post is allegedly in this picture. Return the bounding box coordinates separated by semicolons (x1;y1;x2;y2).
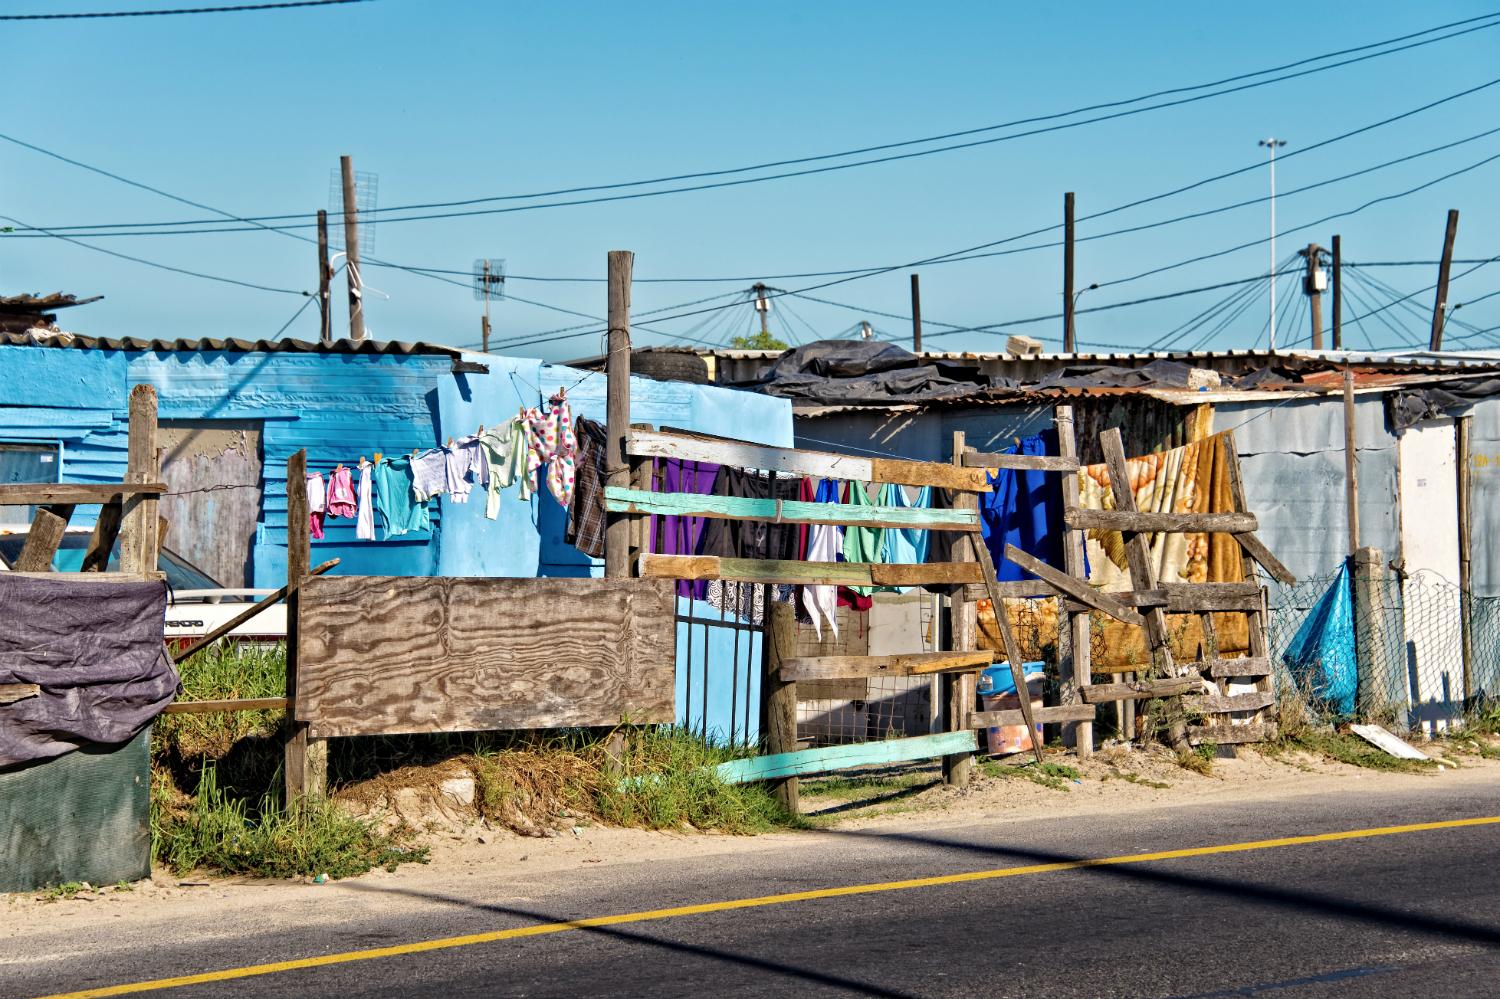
943;431;976;786
604;250;634;579
1352;545;1391;719
118;385;159;577
763;600;799;813
284;449;327;804
1054;404;1092;757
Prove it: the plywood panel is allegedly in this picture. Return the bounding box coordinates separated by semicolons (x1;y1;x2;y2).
159;422;262;587
296;576;676;737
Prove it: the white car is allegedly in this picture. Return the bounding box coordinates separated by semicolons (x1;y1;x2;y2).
0;527;287;643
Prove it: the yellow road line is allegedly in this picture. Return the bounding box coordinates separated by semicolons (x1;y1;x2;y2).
36;814;1500;999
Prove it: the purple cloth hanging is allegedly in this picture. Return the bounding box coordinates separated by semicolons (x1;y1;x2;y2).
648;459;720;599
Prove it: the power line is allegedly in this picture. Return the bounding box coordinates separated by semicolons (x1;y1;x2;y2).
8;15;1500;237
0;0;369;19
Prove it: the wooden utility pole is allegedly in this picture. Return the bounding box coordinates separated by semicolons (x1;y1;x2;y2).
1063;191;1076;352
1331;234;1343;351
1303;243;1323;349
284;448;326;804
481;260;493;353
316;210;332;345
1457;414;1473;704
604;250;634;579
1429;209;1459;351
910;273;923;353
340;155;365;342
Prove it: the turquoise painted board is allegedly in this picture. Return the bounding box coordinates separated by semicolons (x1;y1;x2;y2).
604;487;981;531
714;731;978;784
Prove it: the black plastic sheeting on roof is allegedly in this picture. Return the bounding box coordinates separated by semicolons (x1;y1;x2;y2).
1387;375;1500;431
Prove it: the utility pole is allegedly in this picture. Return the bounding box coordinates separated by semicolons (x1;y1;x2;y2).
910;273;923;353
752;282;771;339
1259;138;1286;352
1429;208;1460;351
316;209;332;345
480;260;492;353
1331;234;1343;351
1302;243;1324;350
1063;191;1076;352
339;155;365;342
604;250;633;579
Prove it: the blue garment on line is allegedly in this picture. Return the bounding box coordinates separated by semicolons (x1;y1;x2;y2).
879;483;932;565
1283;560;1357;716
980;432;1073;582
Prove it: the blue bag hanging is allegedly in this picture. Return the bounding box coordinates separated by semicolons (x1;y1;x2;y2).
1281;561;1357;716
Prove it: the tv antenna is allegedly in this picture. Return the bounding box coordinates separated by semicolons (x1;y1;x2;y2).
473;259;506;352
328;168;378;253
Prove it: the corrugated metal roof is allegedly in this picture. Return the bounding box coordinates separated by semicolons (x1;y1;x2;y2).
0;328;465;358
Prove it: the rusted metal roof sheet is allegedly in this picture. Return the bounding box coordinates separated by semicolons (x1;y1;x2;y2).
0;328;465;358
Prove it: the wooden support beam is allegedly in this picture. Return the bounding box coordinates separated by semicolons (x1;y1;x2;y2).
1232;531;1296;586
763;600;799;814
960;452;1080;472
0;482;164;506
779;651;994;682
0;682;41;705
1188;722;1278;746
14;504;73;571
637;553;982;587
944;431;978;787
83;496;123;572
715;731;979;785
172;558;340;666
1079;676;1202;703
1055;403;1092;758
606;486;981;532
627;428;991;492
604;249;633;579
1062;508;1258;534
118;386;160;579
1001;544;1146;627
1205;657;1273;678
283;449;327;804
1186;691;1276;713
971;704;1095;728
162;697;289;715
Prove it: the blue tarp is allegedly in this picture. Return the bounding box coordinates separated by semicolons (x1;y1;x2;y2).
981;432;1073;581
1283;561;1358;715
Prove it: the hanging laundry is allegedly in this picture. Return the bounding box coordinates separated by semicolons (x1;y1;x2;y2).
445;435;488;504
305;471;326;540
523;391;577;508
326;465;357;519
566;417;609;558
841;480;886;596
879;483;932;592
649;458;720;600
699;468;800;621
355;458;375;541
981;432;1066;582
410;447;449;503
372;455;431;536
478;419;528;518
802;477;842;640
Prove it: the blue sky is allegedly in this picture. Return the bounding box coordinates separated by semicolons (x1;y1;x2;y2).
4;1;1499;359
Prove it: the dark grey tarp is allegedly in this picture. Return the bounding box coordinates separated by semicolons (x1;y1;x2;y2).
0;574;179;768
1386;376;1500;431
727;340;996;403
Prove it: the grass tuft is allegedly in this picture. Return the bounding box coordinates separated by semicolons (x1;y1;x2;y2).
1266;727;1438;774
982;759;1080;791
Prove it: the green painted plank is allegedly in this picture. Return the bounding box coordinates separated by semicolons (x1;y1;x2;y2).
604;487;981;532
714;731;979;784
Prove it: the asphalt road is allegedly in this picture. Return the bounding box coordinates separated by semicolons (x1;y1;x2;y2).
14;776;1500;998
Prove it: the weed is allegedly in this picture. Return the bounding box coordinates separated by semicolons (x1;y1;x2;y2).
39;882;87;901
1266;727;1438;775
981;760;1079;791
1117;772;1171;789
153;764;427;879
1175;749;1214;776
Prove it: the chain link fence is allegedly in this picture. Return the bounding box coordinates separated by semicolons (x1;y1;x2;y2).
1265;561;1498;735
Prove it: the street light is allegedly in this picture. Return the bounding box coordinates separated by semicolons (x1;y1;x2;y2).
1068;283;1098;351
1260;138;1287;353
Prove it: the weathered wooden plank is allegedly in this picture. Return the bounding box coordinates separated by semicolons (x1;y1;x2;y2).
1186;691;1276;713
780;651;994;681
0;682;41;706
637;554;982;587
1001;544;1146;627
945;440;978;787
1056;403;1093;757
627;428;991;491
1079;676;1203;703
961;580;1060;602
295;576;678;738
971;704;1096;728
162;697;289;715
5;571;164;583
1205;657;1273;678
119;385;160;578
1099;428;1174;663
605;486;982;532
764;601;799;813
0;482;164;506
714;731;979;784
1234;531;1296;586
1188;722;1278;745
82;496;123;573
14;505;72;571
1063;508;1259;534
961;452;1080;472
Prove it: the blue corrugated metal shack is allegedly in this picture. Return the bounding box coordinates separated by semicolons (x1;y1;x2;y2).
0;330;793;741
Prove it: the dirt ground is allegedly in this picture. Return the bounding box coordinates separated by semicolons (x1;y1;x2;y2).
5;743;1497;939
